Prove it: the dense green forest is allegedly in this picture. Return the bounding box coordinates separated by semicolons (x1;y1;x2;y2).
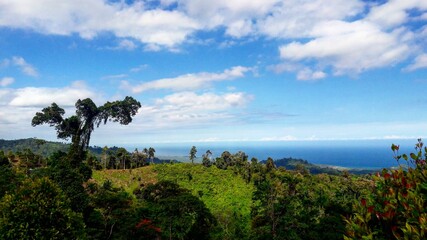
1;98;427;239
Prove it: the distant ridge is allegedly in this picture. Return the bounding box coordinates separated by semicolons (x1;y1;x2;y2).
0;138;115;158
0;138;69;156
261;157;377;175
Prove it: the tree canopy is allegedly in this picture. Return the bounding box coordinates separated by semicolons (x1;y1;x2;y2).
32;97;141;163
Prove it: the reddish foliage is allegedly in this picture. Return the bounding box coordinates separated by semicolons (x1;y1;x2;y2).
135;218;162;233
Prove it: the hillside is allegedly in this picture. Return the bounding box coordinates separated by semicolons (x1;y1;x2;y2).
92;163;254;239
0;138;69;156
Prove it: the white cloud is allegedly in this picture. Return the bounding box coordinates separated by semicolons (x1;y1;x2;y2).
1;0;426;77
134;91;253;130
101;74;128;80
130;64;148;73
279;20;411;74
156;91;252;111
256;0;364;38
296;68;326;81
8;81;99;107
127;66;252;93
367;0;427;28
0;81;104;140
0;77;14;87
2;56;39;77
268;63;326;80
107;39;138;51
404;54;427;71
0;0;200;49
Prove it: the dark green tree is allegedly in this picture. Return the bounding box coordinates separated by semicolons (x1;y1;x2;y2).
32;97;141;166
202;150;212;167
47;151;90;213
87;180;134;239
116;147;130;169
0;151;20;199
138;181;217;240
0;177;85;240
190;146;197;164
148;147;155;164
266;157;276;172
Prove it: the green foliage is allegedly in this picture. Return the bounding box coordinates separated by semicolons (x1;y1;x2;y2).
154;163;254;239
190;146;197;164
346;139;427;239
86;180;135;239
93;160;372;240
252;168;369;240
32;97;141;164
202;150;213;167
137;180;217;240
92;167;158;193
15;148;46;169
0;177;85;240
47;152;90;213
0;151;22;199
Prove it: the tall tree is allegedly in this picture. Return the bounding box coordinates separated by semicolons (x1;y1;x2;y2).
202;150;212;167
31;97;141;165
189;146;197;164
148;147;155;164
116;148;129;170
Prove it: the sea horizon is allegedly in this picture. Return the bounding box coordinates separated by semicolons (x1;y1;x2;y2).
122;139;421;169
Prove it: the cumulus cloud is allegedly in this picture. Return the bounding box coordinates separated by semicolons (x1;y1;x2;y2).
404;54;427;71
156;91;253;111
0;77;14;87
367;0;427;28
274;1;426;76
7;81;98;107
129;91;253;131
0;81;104;140
0;0;426;77
256;0;364;38
126;66;252;93
0;0;200;49
279;20;412;74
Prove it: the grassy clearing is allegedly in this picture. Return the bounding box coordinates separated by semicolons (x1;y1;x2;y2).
91;166;157;193
92;163;254;239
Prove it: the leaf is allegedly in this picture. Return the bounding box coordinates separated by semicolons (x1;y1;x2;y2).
392;144;399;152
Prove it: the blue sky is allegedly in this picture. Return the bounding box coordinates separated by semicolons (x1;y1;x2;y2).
0;0;426;146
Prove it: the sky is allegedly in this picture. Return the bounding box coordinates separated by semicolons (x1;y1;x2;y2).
0;0;427;147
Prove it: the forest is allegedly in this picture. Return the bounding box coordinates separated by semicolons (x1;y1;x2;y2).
1;98;427;239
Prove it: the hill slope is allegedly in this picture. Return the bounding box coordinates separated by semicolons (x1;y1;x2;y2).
92;163;254;239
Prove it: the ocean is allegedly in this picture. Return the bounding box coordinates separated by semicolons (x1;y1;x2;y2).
128;139;421;169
